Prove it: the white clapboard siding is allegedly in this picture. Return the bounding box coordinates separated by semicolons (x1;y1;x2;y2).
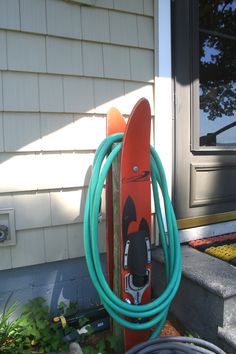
67;222;85;258
20;0;47;34
2;113;106;152
41;114;106;151
137;16;154;49
81;6;110;42
3;113;41;151
63;77;94;113
130;48;154;82
82;42;104;77
109;11;138;47
0;246;12;270
124;82;154;115
7;32;46;72
2;72;39;111
44;225;69;262
1;30;154;82
144;0;154;16
39;75;65;112
11;228;46;268
114;0;143;14
0;152;94;192
103;45;130;80
46;37;83;75
46;0;82;38
0;0;154;48
7;220;107;269
2;73;154;114
13;192;51;230
0;0;154;269
0;0;20;30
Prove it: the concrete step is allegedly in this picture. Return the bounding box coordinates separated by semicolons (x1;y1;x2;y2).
152;245;236;352
218;325;236;354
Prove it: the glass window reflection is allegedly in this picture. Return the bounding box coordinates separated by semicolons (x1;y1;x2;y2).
199;0;236;147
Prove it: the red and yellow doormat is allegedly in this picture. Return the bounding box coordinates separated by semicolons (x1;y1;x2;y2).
189;233;236;266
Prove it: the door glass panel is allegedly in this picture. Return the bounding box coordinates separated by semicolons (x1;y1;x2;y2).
199;0;236;147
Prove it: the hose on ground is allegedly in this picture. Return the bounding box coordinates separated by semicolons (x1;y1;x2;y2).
124;336;226;354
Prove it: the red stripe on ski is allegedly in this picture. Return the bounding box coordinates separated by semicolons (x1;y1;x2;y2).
120;98;152;350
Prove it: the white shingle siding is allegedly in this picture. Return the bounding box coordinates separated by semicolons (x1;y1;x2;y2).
63;76;94;113
137;16;154;49
0;0;154;269
50;189;84;225
81;7;110;42
0;0;20;30
67;222;84;258
44;225;68;262
0;152;94;192
46;0;82;38
0;30;154;81
3;113;41;152
103;45;130;80
7;32;46;72
113;0;143;14
11;229;46;268
109;11;139;47
94;78;124;114
39;75;64;112
3;72;39;111
0;246;12;270
46;37;83;75
2;113;106;152
20;0;47;34
143;0;154;16
82;42;104;77
13;192;51;230
130;48;153;82
41;113;74;150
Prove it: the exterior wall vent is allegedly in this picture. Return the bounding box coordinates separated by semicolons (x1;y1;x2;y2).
0;209;16;247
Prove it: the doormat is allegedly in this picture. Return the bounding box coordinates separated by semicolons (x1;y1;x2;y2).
189;233;236;266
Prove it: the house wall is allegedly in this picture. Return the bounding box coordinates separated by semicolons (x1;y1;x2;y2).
0;0;154;308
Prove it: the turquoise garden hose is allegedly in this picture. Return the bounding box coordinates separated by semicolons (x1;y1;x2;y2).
83;133;182;338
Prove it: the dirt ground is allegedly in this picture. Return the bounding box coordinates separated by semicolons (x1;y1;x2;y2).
160;315;184;337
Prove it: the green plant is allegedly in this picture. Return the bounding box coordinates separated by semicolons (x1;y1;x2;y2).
1;296;123;354
0;295;31;354
19;297;68;353
81;333;123;354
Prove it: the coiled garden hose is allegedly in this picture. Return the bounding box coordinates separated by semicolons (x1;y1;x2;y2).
83;133;182;338
124;336;226;354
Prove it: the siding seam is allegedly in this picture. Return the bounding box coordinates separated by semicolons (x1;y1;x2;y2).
1;70;154;86
136;14;140;47
42;227;47;263
37;73;41;112
62;76;66;112
0;27;153;50
18;0;21;31
5;31;9;71
101;44;105;78
44;0;48;34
